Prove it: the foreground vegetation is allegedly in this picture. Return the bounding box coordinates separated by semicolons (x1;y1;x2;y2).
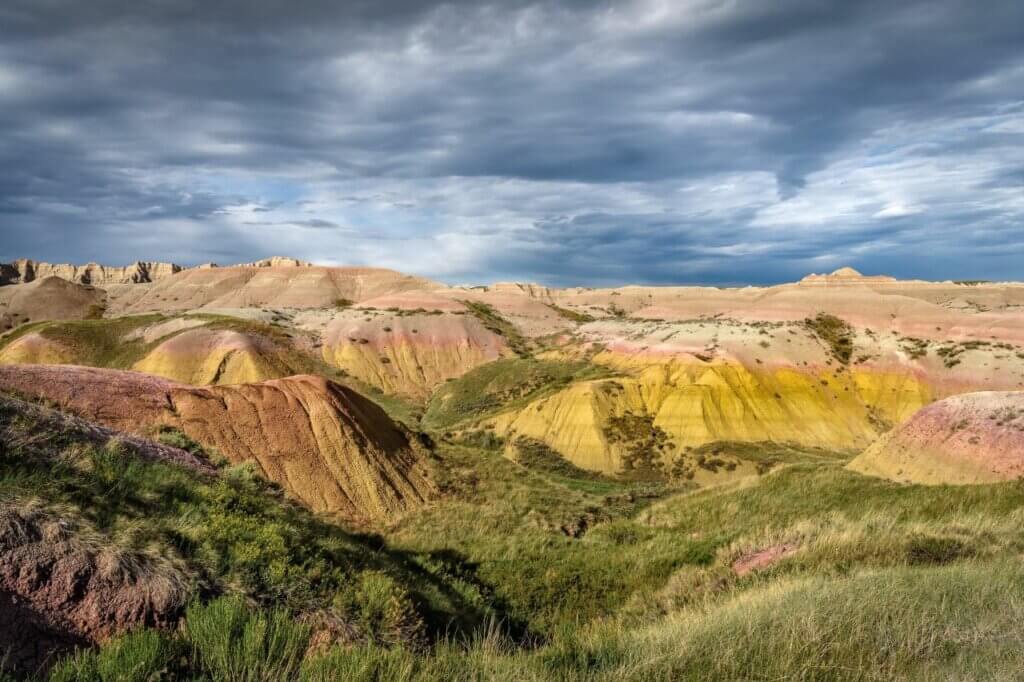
6;383;1024;679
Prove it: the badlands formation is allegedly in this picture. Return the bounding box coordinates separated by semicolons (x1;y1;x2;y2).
0;364;434;523
1;259;1024;487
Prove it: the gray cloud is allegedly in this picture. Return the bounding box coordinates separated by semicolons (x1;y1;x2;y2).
0;0;1022;284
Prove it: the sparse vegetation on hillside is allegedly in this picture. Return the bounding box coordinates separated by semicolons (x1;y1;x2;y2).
603;411;674;478
459;300;531;357
0;395;499;668
0;314;164;368
803;312;855;364
544;303;595;324
423;358;612;431
512;437;610;482
9;390;1024;679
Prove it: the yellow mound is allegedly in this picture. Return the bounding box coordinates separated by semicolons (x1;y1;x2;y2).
322;311;509;398
0;333;77;365
133;327;299;385
489;359;930;474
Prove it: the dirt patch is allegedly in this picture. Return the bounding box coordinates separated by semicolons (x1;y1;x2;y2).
731;543;799;576
0;504;191;676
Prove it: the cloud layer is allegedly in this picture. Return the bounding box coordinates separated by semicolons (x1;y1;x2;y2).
1;0;1022;285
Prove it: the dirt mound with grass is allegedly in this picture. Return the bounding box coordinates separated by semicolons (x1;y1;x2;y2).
0;276;106;333
0;365;435;522
0;503;192;676
849;392;1024;484
0;393;215;475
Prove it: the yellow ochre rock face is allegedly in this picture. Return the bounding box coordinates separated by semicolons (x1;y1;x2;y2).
489;358;933;474
171;375;436;522
0;333;77;365
321;312;510;398
483;314;1024;475
132;328;296;385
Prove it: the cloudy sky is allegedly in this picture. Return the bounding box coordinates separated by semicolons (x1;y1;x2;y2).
1;0;1022;285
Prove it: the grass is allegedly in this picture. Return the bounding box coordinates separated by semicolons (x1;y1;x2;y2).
185;597;311;681
0;315;165;368
0;395;499;650
8;366;1024;678
423;358;612;431
49;629;185;682
59;559;1024;680
460;300;531;357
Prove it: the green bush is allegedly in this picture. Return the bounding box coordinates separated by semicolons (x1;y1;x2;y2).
335;572;425;647
185;597;311;682
49;629;182;682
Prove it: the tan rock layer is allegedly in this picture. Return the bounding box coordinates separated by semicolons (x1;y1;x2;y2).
0;365;435;522
1;259;182;285
0;276;106;332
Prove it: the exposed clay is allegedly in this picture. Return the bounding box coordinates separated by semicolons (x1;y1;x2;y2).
0;505;191;676
849;391;1024;484
0;365;436;523
732;543;799;576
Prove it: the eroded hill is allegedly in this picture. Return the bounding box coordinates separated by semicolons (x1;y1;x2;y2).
0;365;435;523
3;260;1024;482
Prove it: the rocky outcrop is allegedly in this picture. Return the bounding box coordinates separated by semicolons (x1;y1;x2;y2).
239;256;313;268
485;316;1024;475
0;259;182;285
848;392;1024;484
798;266;898;285
0;365;435;522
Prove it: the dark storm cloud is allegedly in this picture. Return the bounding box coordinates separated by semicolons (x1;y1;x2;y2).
0;0;1022;283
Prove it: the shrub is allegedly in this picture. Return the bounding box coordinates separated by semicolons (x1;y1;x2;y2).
334;572;425;647
803;313;854;365
185;597;311;682
49;629;183;682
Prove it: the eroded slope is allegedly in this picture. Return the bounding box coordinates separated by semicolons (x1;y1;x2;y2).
0;365;435;522
849;391;1024;484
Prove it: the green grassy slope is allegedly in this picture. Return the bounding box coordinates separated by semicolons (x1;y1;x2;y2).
422;357;612;431
0;395;499;656
7;382;1024;679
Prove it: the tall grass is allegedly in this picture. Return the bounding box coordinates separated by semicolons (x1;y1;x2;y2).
186;597;311;682
48;630;182;682
601;561;1024;681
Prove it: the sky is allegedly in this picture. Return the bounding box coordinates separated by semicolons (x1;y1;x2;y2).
1;0;1022;286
